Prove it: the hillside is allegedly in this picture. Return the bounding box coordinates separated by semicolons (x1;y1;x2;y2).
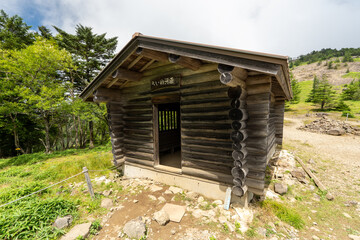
292;59;360;85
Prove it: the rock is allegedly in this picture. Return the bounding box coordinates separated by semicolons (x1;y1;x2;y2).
60;222;91;240
133;200;139;203
149;185;163;192
153;210;170;226
191;209;203;218
343;212;352;218
256;227;267;237
349;234;360;240
158;196;166;202
102;189;112;197
312;235;320;240
291;170;306;182
53;215;73;229
123;217;146;239
218;216;227;224
101;198;113;209
169;186;183;194
327;128;345;136
197;196;205;203
171;229;176;235
186;191;199;200
265;189;280;199
161;203;186;222
148;195;157;201
326;193;334;201
212;200;223;205
274;183;288;195
164;190;172;194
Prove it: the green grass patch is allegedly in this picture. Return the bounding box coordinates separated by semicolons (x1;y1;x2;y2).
0;198;78;239
0;144;112;170
342;72;360;79
260;200;305;229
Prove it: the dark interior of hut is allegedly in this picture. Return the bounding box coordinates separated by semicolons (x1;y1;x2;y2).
157;102;181;168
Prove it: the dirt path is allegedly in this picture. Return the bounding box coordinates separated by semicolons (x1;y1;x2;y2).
283;116;360;196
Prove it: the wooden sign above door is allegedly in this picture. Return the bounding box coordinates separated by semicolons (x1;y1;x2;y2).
151;75;181;91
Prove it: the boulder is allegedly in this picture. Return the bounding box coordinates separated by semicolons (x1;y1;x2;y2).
327;128;345;136
53;215;73;229
153;210;170;226
274;183;288;195
60;222;91;240
169;186;183;194
123;217;146;239
101;198;113;209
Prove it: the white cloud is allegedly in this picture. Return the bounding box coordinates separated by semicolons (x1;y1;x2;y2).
2;0;360;57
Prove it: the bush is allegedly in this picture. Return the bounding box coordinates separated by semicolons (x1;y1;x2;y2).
342;111;355;118
336;100;351;111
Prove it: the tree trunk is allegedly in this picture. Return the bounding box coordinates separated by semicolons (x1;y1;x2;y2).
10;114;25;154
43;114;51;154
89;120;94;149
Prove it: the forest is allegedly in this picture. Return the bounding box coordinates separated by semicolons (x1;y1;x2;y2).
0;10;118;157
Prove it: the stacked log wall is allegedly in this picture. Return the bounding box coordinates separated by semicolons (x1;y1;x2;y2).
107;102;125;165
114;63;234;183
244;75;272;195
274;99;285;145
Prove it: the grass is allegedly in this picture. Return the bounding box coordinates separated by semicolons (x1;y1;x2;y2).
0;144;115;239
260;200;305;230
287;80;360;119
342;72;360;79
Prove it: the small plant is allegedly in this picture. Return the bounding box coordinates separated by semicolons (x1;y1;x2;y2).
90;220;102;235
346;67;350;73
223;223;229;233
245;227;257;237
209;236;217;240
235;221;242;234
295;196;303;201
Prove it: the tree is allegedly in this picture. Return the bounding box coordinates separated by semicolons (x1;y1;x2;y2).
289;72;301;104
312;76;336;110
54;24;117;148
306;75;320;102
1;37;73;153
54;24;117;93
0;10;35;49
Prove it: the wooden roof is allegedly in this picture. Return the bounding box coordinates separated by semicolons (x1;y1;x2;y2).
80;33;292;101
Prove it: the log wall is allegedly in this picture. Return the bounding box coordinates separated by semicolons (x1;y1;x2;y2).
244;75;272;195
104;62;286;196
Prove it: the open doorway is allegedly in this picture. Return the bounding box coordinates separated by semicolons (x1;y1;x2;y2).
157;102;181;168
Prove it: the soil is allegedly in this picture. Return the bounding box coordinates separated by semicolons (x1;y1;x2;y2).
284;116;360;196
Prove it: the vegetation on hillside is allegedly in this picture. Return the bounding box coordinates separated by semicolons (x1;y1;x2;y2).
290;47;360;67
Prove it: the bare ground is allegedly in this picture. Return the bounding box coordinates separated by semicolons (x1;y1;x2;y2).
283;116;360;196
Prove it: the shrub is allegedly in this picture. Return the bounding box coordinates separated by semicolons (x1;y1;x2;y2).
342;111;355;118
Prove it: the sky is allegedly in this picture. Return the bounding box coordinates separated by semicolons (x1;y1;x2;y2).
1;0;360;58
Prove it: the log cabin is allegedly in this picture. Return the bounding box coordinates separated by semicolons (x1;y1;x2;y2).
80;33;292;203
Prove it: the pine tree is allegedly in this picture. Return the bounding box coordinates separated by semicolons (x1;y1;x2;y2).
54;24;117;148
289;72;301;104
312;76;336;110
306;75;320;102
54;24;118;93
0;10;35;49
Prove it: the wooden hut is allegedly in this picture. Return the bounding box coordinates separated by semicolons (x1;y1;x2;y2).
80;33;292;201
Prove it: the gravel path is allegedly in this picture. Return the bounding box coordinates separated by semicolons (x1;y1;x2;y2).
283;117;360;196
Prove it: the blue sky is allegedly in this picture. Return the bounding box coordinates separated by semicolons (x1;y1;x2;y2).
1;0;360;57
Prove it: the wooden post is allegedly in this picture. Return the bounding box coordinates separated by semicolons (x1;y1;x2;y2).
83;167;95;199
